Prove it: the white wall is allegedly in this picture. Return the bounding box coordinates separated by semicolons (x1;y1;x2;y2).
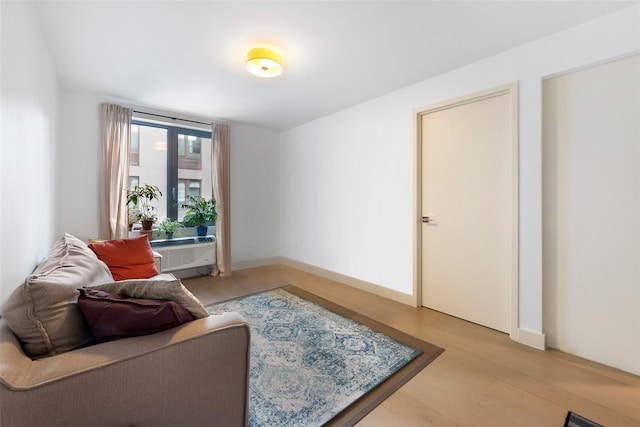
56;91;281;264
281;102;415;293
57;91;102;240
280;5;640;342
1;2;60;303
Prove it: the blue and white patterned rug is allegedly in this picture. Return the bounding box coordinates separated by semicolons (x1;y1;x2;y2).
206;287;430;427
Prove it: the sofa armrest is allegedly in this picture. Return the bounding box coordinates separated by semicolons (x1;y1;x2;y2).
1;313;250;426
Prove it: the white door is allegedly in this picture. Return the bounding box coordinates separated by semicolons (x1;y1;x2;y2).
542;55;640;375
419;87;517;333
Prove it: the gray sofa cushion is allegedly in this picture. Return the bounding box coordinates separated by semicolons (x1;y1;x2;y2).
90;274;209;319
1;234;114;358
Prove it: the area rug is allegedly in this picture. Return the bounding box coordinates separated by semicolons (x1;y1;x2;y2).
206;286;443;426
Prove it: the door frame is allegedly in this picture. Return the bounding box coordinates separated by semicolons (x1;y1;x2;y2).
413;82;520;339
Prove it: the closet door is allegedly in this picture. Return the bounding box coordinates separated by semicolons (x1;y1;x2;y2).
543;54;640;375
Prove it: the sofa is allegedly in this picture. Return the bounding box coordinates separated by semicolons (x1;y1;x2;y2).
0;234;250;427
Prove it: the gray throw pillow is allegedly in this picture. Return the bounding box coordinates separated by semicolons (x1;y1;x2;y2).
1;233;114;359
89;274;209;319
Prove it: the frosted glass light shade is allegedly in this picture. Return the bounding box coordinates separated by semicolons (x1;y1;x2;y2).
246;47;283;78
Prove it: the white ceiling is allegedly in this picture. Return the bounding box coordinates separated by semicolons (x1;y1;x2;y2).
34;1;635;130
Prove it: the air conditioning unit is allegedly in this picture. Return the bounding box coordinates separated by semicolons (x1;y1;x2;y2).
153;241;216;272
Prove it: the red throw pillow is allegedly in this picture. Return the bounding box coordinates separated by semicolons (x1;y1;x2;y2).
77;288;195;343
89;236;158;281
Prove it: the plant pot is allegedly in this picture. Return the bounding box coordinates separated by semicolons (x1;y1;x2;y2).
141;220;154;231
165;232;174;240
196;225;208;236
140;230;153;241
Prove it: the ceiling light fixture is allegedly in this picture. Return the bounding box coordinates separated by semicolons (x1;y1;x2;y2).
246;47;283;78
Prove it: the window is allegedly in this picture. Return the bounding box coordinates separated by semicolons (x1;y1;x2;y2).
130;125;140;166
129;176;139;189
178;134;202;170
129;121;212;222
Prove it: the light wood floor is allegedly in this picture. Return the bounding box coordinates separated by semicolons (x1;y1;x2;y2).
183;264;640;427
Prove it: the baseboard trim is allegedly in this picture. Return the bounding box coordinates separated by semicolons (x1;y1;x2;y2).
516;328;546;350
277;257;416;306
234;258;548;351
232;257;284;271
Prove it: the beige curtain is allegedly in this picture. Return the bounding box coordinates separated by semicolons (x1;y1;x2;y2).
99;103;132;240
211;123;231;276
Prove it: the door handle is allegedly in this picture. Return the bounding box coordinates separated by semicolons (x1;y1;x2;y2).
421;216;436;224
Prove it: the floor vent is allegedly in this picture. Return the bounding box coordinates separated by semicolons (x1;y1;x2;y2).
564;412;604;427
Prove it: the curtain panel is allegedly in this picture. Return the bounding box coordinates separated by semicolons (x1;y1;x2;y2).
99;103;132;240
211;123;231;276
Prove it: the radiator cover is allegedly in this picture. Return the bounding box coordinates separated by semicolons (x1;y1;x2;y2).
153;241;216;272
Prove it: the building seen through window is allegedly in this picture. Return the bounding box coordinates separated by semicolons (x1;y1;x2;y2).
178;134;202;170
177;179;201;202
130;125;140;166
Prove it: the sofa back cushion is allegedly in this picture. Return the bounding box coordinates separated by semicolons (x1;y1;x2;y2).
1;234;114;359
88;236;159;281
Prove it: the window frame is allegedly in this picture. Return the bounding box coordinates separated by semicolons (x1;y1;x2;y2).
131;120;211;220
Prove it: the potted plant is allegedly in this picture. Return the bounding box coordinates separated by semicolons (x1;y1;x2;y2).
180;195;217;236
127;184;162;231
158;218;182;239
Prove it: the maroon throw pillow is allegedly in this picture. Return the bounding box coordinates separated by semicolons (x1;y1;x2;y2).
88;236;158;281
77;288;195;343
